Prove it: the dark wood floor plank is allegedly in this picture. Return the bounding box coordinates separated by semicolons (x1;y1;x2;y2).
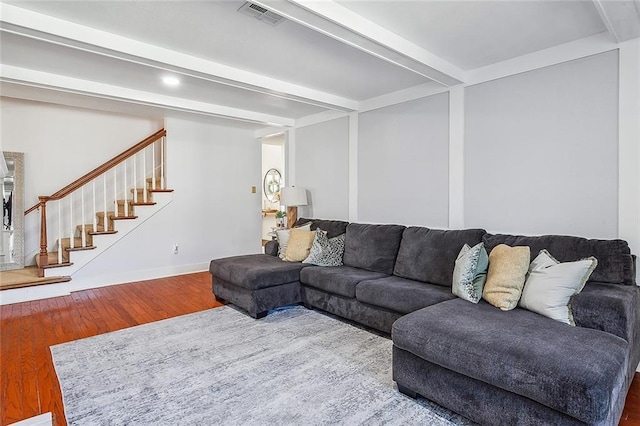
2;304;24;423
1;271;637;425
19;302;40;420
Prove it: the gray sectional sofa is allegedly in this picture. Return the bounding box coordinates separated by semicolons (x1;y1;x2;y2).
209;218;639;425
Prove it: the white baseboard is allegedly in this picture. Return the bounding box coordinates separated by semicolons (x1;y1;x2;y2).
8;412;52;426
0;263;209;306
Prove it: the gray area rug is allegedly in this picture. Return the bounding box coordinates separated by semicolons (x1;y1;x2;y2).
51;306;472;425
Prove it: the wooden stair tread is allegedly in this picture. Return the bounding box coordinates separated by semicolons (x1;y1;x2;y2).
40;261;74;269
130;202;156;206
111;215;138;220
0;268;71;290
88;230;118;235
66;245;96;252
149;189;174;193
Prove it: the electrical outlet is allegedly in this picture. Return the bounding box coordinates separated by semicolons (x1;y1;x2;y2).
173;243;179;254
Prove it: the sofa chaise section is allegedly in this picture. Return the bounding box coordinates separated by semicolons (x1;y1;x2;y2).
209;254;306;318
392;232;639;425
393;298;629;425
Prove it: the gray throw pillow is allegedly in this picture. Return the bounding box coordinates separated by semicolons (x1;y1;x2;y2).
452;242;489;303
303;229;345;267
519;249;597;325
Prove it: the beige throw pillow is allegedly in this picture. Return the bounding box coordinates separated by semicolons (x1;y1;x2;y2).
284;229;315;262
276;223;311;259
482;244;531;310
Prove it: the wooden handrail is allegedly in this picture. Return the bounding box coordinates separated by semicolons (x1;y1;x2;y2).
25;129;166;215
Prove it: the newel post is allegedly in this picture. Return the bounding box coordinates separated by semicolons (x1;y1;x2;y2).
37;196;49;276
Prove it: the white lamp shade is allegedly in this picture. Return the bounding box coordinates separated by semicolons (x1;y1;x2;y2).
280;186;308;206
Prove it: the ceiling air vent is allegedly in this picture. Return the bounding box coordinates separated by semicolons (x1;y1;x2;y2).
238;2;286;26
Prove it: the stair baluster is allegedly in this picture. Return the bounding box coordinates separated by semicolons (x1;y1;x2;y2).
81;186;86;248
103;174;107;229
69;193;74;249
160;136;165;190
143;149;147;203
133;154;138;203
113;166;118;218
57;200;62;265
152;144;156;191
92;181;97;232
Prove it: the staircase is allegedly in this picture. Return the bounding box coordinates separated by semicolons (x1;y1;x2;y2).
25;129;172;279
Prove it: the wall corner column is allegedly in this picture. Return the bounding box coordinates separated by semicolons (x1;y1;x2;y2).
618;39;640;284
348;112;359;222
449;85;465;229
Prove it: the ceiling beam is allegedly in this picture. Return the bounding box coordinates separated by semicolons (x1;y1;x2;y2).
592;0;640;43
254;0;466;86
0;3;358;112
465;33;617;87
0;66;296;127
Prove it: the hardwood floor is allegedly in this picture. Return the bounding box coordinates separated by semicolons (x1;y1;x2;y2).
0;272;222;425
1;271;639;425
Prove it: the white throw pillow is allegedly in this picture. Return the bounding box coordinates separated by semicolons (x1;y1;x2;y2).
519;249;597;325
275;223;311;259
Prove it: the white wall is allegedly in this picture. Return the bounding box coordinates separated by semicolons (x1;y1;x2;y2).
358;93;450;227
295;117;349;220
72;117;262;283
464;51;619;238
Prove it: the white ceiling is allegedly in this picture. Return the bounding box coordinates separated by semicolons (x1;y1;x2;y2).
1;0;638;130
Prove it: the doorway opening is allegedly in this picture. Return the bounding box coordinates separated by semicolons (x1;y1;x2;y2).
261;133;285;246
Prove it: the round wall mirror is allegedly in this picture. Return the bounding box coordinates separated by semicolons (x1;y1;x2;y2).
263;168;282;203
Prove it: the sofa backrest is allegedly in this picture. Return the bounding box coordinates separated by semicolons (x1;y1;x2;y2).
394;227;487;286
483;233;636;286
343;223;406;275
295;218;349;238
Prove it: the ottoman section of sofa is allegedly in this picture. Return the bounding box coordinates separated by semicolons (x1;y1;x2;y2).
392;298;629;424
209;254;307;318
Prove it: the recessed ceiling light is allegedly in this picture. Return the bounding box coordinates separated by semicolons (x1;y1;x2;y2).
162;76;180;87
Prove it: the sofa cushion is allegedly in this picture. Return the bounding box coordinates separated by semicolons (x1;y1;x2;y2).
300;265;388;298
483;233;635;285
343;223;405;275
209;254;306;291
356;276;456;314
295;218;349;238
394;227;486;286
392;299;629;424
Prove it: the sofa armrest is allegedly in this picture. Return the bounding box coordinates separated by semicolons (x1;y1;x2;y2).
265;240;279;257
572;282;639;344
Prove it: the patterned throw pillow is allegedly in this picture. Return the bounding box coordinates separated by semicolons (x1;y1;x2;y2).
519;249;597;325
284;229;315;262
482;244;531;310
303;229;346;267
451;242;489;303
